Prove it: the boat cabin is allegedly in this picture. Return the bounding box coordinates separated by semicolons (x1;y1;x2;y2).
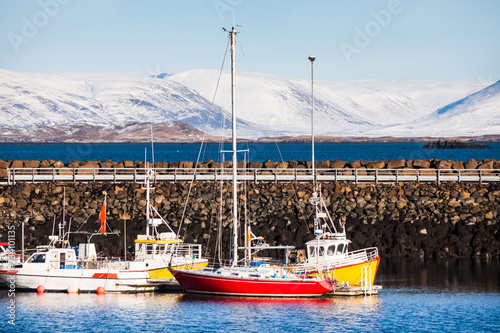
305;235;351;264
134;232;183;260
25;247;79;269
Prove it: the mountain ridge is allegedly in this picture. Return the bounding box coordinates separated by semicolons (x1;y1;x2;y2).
0;68;497;141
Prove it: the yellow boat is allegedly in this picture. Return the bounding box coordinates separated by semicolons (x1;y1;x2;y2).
291;185;381;288
134;234;208;280
133;168;208;280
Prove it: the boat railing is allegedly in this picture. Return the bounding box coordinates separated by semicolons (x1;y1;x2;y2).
172;243;203;260
7;167;500;184
337;247;379;266
291;247;379;273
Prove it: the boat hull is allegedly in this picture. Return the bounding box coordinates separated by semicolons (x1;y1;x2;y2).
308;257;381;286
0;268;155;292
334;257;380;286
170;269;333;297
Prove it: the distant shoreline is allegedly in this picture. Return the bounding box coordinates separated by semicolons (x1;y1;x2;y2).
1;135;499;144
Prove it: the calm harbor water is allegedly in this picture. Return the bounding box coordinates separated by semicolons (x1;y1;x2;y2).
1;258;499;332
0;143;499;163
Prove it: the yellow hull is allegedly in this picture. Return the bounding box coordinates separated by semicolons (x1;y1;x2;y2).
311;257;380;286
147;262;208;280
332;257;380;285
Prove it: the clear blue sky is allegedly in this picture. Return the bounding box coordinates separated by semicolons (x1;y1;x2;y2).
0;0;499;81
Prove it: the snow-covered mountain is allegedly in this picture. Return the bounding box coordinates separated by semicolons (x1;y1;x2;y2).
0;69;244;134
167;70;491;136
0;68;496;139
364;80;500;137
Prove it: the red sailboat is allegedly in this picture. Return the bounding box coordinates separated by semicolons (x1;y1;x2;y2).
169;26;333;297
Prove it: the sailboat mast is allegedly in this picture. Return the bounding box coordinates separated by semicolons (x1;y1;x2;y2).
230;26;238;267
308;55;316;184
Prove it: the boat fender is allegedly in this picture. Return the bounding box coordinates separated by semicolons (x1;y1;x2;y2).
96;286;105;295
37;285;45;294
67;286;79;294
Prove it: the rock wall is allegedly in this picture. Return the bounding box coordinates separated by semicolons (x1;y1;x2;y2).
1;158;499;177
0;180;498;259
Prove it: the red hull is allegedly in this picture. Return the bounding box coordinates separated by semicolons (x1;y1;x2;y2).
170;269;333;297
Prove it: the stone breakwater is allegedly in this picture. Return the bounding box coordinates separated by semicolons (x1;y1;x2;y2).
0;181;498;259
1;158;500;176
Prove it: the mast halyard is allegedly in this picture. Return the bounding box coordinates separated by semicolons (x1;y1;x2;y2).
230;26;238;267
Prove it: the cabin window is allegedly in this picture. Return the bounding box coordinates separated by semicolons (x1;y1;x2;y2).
146;244;154;255
318;246;325;256
337;244;345;255
327;245;336;256
60;253;66;267
28;254;46;263
308;245;316;257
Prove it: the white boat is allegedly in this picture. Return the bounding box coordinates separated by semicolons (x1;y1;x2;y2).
170;26;334;297
133;168;208;280
0;215;155;293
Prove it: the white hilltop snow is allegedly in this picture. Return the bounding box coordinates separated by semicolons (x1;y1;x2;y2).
0;68;495;139
168;70;492;137
0;69;240;133
364;80;500;137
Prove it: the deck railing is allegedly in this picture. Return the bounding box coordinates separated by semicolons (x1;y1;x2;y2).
6;167;500;184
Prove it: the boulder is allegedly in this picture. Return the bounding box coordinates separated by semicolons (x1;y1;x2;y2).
365;161;385;169
387;159;406;169
10;160;24;169
330;160;346;169
436;160;453;169
123;160;135;168
478;161;495;170
452;161;465;169
348;160;362;169
68;160;81;168
24;160;40;168
264;160;278;168
39;160;53;168
412;159;431;168
464;159;478;169
249;161;263;169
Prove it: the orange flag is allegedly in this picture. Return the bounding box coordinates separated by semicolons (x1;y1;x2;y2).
99;200;106;233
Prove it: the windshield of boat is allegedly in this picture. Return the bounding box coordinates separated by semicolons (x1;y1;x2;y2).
308;245;325;257
27;253;46;263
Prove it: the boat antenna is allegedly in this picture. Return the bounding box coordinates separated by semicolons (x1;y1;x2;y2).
52;215;56;237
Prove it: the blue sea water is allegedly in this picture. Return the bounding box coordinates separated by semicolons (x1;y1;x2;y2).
0;143;499;163
1;258;499;332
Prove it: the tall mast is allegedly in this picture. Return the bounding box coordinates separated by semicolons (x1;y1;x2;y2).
308;55;316;184
230;26;238;267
